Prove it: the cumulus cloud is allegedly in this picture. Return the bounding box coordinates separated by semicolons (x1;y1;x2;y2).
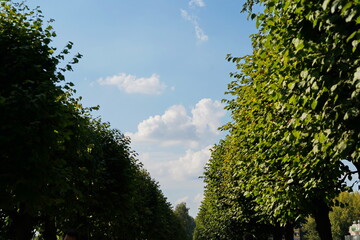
180;9;208;43
128;98;225;217
97;73;166;95
136;145;211;216
192;98;225;134
139;146;211;182
128;105;198;146
189;0;205;7
126;98;225;147
168;146;212;181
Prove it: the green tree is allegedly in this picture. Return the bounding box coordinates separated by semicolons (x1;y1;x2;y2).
224;0;360;238
174;202;195;240
130;168;176;240
39;117;184;240
302;217;319;240
0;1;83;239
194;140;292;240
331;192;360;240
53;120;138;239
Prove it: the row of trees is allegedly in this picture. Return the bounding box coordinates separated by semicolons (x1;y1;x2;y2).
0;1;193;239
195;0;360;239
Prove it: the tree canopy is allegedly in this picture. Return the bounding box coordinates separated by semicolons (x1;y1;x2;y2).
0;1;187;239
195;0;360;239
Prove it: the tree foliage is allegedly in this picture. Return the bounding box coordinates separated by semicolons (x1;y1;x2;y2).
195;0;360;239
173;202;196;240
0;1;185;239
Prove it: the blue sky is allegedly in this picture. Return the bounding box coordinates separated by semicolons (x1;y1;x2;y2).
24;0;258;217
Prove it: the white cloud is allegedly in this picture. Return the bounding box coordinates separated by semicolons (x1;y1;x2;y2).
194;25;208;42
127;98;226;217
138;146;211;182
137;147;210;216
97;73;166;95
192;98;224;134
180;9;208;43
138;151;183;179
126;98;225;147
189;0;205;7
181;9;192;21
136;148;209;216
128;105;198;147
168;146;212;181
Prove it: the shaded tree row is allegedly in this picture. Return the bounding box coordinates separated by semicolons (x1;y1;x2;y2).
0;1;188;239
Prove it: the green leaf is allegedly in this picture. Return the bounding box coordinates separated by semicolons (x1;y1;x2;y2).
292;130;300;139
289;95;298;104
311;100;318;110
300;113;308;121
346;9;357;22
319;131;326;143
346;31;357;42
352;40;359;52
287;179;294;184
337;140;347;152
292;38;304;51
288;82;296;90
356;16;360;24
322;0;331;10
354;67;360;81
331;0;341;13
300;70;309;79
342;2;353;14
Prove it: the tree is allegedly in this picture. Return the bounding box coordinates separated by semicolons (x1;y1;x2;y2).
231;0;360;238
43;118;185;240
174;202;196;240
130;168;178;240
52;120;138;239
194;140;292;240
0;1;83;239
302;217;318;240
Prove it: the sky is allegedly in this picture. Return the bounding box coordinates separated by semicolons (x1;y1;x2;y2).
23;0;258;217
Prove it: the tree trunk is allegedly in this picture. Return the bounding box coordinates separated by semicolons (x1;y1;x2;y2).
284;223;294;240
8;210;36;240
42;215;57;240
313;198;333;240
